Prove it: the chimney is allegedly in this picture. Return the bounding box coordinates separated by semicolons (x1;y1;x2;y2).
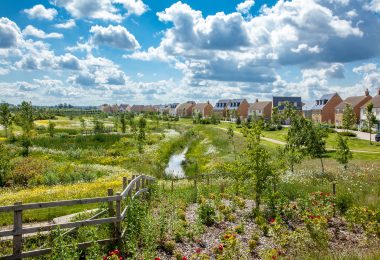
378;88;380;96
255;98;259;103
365;88;369;96
207;100;210;104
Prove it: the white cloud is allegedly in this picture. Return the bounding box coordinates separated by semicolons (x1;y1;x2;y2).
90;25;140;50
24;4;58;20
365;0;380;13
0;18;22;48
22;25;63;39
52;0;148;22
236;0;255;14
113;0;148;16
55;19;76;29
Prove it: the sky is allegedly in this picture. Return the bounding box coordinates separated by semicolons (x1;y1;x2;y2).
0;0;380;106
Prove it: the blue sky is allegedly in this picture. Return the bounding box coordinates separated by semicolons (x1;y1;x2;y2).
0;0;380;105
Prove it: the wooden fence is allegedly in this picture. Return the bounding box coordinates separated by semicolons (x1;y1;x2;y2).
0;175;155;260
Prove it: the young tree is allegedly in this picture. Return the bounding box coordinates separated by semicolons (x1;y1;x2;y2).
79;117;86;133
18;101;34;135
120;114;127;133
271;106;281;129
284;116;306;173
304;122;328;174
93;118;104;134
0;103;12;137
342;103;356;130
137;117;147;153
227;125;236;158
48;121;56;137
113;116;119;132
335;134;352;170
365;102;377;145
0;143;12;187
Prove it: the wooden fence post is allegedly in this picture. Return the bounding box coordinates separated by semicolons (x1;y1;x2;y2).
127;179;133;197
13;202;23;259
115;192;121;242
136;177;141;192
107;189;115;239
122;177;127;191
141;177;145;189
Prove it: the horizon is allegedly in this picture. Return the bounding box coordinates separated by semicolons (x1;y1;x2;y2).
1;0;380;105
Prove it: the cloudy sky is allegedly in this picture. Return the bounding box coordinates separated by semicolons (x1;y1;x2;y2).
0;0;380;105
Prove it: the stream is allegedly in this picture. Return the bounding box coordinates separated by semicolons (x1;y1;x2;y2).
164;147;188;178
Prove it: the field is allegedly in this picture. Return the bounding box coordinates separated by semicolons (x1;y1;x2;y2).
0;115;379;259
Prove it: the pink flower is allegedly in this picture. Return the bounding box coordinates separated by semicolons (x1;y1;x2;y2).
113;249;120;255
195;248;201;254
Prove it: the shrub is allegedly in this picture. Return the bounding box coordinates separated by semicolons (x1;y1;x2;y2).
336;192;354;215
163;240;176;254
198;203;216;226
12;157;50;186
338;131;357;137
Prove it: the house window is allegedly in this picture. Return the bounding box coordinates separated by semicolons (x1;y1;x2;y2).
294;102;297;107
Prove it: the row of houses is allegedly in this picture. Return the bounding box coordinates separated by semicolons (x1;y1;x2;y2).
306;88;380;127
98;88;380;128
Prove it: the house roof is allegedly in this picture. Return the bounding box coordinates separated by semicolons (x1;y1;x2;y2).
177;102;195;111
335;96;370;109
193;103;211;110
362;95;380;108
216;99;230;104
249;101;272;110
272;96;302;109
311;93;337;110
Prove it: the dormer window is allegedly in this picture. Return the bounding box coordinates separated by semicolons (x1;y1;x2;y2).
323;100;327;104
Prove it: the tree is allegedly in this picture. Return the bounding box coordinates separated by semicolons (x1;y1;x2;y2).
342;103;356;130
365;102;377;145
335;134;352;170
227;126;236;159
271;106;281;128
93;118;104;134
137;117;147;153
284;116;306;173
17;101;34;135
0;144;12;187
0;103;12;137
48;121;56;137
120;114;127;133
79;117;86;133
304;122;328;174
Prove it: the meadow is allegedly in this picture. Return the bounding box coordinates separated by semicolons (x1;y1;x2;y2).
0;113;379;259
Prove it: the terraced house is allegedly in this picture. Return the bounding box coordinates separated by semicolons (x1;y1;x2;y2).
213;99;230;118
176;101;196;117
335;89;372;126
311;93;342;124
360;88;380;131
248;99;272;120
192;102;213;118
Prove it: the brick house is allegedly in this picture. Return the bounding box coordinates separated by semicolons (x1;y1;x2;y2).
335;89;372;126
213;99;230;118
248;99;272;120
192;102;213;118
228;99;250;119
272;96;303;112
360;88;380;131
176;101;196;117
311;93;342;124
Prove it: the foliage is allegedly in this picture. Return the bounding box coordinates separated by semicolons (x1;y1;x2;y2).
198;202;216;226
16;101;34;135
0;144;12;187
0;102;12;137
335;134;352;169
120;114;127;133
48;121;56;137
342;103;356;130
137;117;147;153
365;102;377;144
50;228;79;260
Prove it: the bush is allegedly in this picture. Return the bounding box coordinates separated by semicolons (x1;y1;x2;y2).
336;192;354;215
163;240;176;254
198;203;216;226
338;131;357;137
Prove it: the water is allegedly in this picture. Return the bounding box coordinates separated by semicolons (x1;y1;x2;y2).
165;147;188;178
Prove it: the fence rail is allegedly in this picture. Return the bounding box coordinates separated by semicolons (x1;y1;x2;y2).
0;174;155;260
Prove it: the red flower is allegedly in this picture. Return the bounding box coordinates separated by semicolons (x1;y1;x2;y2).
269;218;276;224
119;257;122;260
155;258;161;260
218;244;224;251
113;249;120;255
103;257;107;260
272;255;277;259
182;256;187;260
195;248;201;254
